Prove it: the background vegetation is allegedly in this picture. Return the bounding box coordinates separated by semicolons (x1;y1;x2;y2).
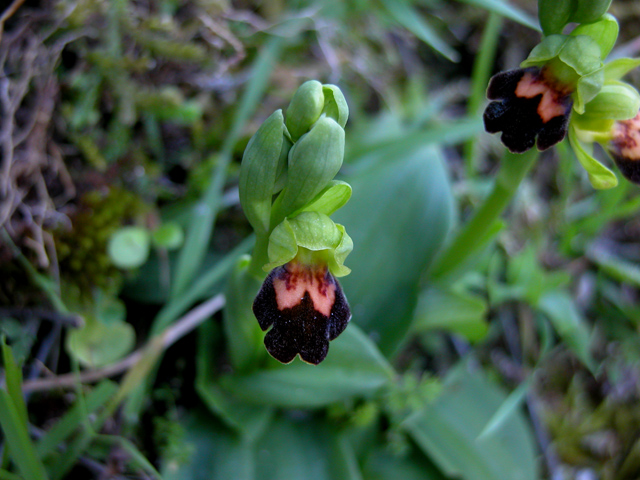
1;0;640;479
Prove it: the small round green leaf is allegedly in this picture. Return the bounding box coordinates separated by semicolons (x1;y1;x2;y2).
151;223;184;250
108;226;151;269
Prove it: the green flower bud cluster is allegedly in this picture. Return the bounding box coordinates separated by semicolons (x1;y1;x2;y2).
239;80;353;278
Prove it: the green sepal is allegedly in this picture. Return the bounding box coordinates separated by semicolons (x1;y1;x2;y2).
265;211;353;277
296;180;352;217
285;80;325;141
579;82;640;122
570;14;618;59
271;115;345;224
570;0;612;25
322;85;349;128
574;67;605;114
538;0;573;36
568;126;618;189
521;35;568;68
239;110;288;234
604;58;640;81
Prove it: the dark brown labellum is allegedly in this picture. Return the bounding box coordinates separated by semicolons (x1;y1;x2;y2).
484;67;573;153
253;261;351;365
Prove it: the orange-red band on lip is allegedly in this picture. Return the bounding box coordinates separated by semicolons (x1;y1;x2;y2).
273;262;336;317
515;72;567;123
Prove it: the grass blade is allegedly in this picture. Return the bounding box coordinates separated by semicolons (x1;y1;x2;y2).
0;391;49;480
379;0;459;62
170;36;284;298
457;0;540;31
36;381;118;459
1;339;27;429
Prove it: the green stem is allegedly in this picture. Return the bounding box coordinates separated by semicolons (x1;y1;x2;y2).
430;149;539;280
464;12;503;175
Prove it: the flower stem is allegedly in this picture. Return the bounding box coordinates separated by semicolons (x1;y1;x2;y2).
429;148;539;280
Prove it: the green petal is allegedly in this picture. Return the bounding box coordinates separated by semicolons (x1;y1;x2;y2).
265;212;353;276
296;180;352;217
285;80;325;141
604;57;640;81
580;82;640;121
239;110;287;234
568;126;618;189
322;84;349;128
570;13;618;59
272;116;345;223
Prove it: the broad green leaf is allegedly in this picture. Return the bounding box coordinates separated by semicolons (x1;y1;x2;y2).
363;447;445;480
403;362;538;480
255;415;351;480
0;391;49;480
334;144;454;356
220;324;394;408
568;127;618;189
412;284;489;342
162;409;254;480
604;58;640;81
537;290;595;371
107;226;150;269
378;0;459;62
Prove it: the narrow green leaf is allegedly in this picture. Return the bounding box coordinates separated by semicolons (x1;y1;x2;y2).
220;324;394;408
95;435;161;479
1;339;27;429
0;391;49;480
537;290;595;371
477;377;533;439
412;284;489;342
379;0;459;62
459;0;539;31
586;244;640;287
37;381;118;460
